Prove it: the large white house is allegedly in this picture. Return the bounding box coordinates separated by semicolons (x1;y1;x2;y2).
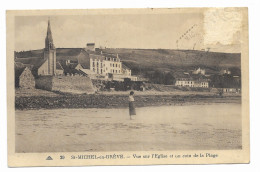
89;52;136;81
175;77;209;88
90;54;122;75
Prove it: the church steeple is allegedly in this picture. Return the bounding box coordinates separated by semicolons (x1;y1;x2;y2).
45;18;55;50
43;18;56;76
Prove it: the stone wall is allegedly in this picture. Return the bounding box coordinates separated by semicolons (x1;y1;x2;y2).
52;75;95;94
35;75;95;94
35;76;53;91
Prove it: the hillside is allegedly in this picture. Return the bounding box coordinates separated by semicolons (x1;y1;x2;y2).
102;48;240;67
15;48;241;75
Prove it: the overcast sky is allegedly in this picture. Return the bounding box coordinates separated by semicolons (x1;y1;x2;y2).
15;9;242;53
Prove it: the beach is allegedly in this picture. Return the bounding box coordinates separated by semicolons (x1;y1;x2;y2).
15;103;242;153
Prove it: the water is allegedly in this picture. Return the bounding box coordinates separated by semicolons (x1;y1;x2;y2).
15;103;241;152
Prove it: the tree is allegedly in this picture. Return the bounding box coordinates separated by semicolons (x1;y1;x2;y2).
164;72;175;85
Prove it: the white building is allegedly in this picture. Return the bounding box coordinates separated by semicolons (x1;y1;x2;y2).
192;67;206;75
89;53;136;81
90;54;122;75
175;78;209;88
220;69;231;75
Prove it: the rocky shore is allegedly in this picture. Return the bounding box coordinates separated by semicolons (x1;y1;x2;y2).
15;93;241;110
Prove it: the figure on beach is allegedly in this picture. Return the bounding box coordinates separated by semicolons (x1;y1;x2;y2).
128;91;136;120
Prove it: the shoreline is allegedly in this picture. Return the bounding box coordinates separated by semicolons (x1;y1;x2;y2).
15;93;241;110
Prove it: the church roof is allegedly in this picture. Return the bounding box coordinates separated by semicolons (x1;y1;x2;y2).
45;19;55;49
46;20;53;42
56;62;63;70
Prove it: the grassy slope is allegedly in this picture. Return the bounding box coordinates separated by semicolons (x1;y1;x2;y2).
102;48;240;73
15;48;241;74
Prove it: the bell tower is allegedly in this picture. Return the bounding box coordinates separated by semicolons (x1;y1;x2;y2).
44;18;56;75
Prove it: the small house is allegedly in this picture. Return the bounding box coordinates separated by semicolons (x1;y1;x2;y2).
15;67;35;89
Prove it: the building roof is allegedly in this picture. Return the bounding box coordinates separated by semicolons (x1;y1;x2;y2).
59;60;84;75
103;53;118;58
69;63;79;69
15;66;35;79
15;66;26;78
79;69;96;75
31;59;48;77
122;64;131;70
56;49;90;69
15;56;48;78
56;62;63;70
80;63;89;69
89;54;106;61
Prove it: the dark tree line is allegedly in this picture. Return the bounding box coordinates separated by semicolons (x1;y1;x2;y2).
144;70;176;85
210;74;241;88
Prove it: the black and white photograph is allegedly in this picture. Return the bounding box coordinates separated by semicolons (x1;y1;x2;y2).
6;8;249;166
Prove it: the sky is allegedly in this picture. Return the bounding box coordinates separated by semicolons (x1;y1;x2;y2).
15;9;243;53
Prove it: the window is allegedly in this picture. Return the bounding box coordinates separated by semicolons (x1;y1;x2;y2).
113;69;114;73
93;62;95;67
101;69;102;74
116;70;117;73
113;64;114;67
116;64;117;67
119;70;120;73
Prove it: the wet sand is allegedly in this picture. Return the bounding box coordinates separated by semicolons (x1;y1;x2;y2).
15;103;241;153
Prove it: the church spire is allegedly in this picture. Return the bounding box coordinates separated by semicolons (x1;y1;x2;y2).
45;18;55;49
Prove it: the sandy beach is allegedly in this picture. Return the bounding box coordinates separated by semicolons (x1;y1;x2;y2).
15;103;241;153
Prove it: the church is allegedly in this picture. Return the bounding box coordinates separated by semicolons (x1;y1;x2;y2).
37;19;59;76
33;19;135;81
15;19;136;93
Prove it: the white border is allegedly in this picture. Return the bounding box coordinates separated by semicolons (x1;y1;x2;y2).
1;0;260;171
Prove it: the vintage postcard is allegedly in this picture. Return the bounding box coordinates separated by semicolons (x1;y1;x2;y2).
7;8;249;167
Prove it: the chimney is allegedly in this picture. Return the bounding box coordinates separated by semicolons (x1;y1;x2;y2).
86;43;95;51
